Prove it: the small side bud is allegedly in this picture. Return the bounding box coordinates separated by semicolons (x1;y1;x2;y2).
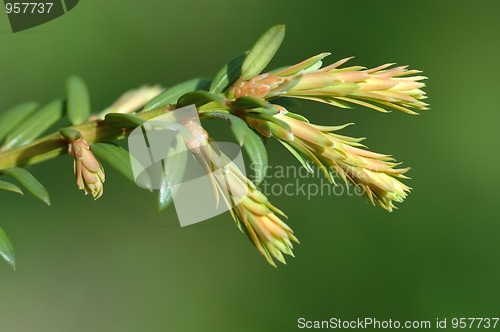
68;138;105;200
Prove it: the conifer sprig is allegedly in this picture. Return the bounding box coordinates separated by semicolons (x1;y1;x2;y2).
0;25;428;269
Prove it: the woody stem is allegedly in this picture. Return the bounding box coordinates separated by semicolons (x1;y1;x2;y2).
0;106;169;170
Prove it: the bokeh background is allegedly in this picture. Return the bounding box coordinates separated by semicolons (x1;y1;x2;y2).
1;1;500;331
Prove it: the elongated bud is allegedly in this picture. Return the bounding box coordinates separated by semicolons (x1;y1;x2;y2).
231;54;428;115
195;133;298;267
241;106;410;211
281;113;410;211
68;138;105;200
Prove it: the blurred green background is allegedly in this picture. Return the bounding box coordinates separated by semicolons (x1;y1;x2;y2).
1;1;499;331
